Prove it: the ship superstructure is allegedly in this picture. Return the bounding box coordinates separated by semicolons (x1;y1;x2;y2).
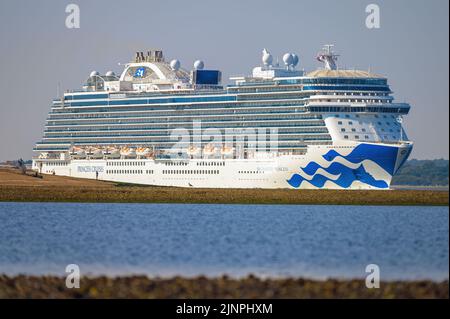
32;46;413;189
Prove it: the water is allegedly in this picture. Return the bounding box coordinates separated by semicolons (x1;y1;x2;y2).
0;202;448;281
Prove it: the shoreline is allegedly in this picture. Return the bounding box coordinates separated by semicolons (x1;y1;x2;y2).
0;275;448;298
0;169;448;206
1;185;448;206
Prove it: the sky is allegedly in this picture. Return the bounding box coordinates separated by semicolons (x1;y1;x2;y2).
0;0;448;161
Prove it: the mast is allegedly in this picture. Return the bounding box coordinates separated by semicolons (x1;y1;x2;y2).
316;44;339;70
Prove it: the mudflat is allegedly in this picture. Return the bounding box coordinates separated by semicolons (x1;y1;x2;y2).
0;169;448;206
0;275;447;299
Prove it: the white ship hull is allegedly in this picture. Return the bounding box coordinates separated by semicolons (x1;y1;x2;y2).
32;142;412;189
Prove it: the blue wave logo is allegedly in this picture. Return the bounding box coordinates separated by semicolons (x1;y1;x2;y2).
287;144;400;189
287;162;388;189
322;143;398;175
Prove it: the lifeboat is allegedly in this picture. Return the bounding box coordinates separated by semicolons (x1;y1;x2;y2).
90;147;103;159
203;144;216;156
103;146;120;158
120;147;129;157
69;147;86;158
109;147;121;158
69;147;77;156
136;147;151;157
102;147;111;156
186;145;199;156
85;146;102;158
120;147;137;158
221;145;234;155
85;147;95;156
128;148;136;158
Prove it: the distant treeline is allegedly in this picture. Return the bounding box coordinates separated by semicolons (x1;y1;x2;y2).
392;159;449;186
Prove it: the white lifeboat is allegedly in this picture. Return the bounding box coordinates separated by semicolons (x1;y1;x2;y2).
90;147;103;159
120;147;137;158
221;145;234;155
203;144;216;156
103;146;120;158
70;147;86;158
85;147;95;156
136;147;151;157
109;147;121;158
102;147;111;156
128;148;136;158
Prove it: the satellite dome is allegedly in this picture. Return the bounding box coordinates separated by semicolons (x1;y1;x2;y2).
291;53;299;67
90;71;100;77
262;49;273;66
194;60;204;70
170;59;180;71
105;71;115;77
283;53;294;66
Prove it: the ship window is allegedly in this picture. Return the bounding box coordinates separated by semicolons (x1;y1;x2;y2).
341;128;346;132
338;121;343;125
348;121;353;125
351;128;356;132
355;135;359;139
365;135;369;139
362;128;366;132
344;135;349;139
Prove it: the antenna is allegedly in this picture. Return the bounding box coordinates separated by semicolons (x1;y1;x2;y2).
323;44;334;55
317;44;339;70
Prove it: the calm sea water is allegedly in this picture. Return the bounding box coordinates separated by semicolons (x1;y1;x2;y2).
0;202;448;280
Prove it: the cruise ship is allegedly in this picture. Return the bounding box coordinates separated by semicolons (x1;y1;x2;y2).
32;45;413;189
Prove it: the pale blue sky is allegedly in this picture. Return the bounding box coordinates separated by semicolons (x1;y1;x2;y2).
0;0;448;160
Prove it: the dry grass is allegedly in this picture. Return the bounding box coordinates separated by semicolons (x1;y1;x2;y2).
0;169;448;206
0;275;447;299
0;168;115;187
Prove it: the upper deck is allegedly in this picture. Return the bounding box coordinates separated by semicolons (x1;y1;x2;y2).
70;46;394;98
35;46;411;155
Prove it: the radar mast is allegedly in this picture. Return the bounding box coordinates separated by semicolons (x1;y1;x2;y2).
316;44;339;70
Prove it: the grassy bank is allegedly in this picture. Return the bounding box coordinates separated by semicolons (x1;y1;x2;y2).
0;169;448;205
0;275;447;299
1;185;448;206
